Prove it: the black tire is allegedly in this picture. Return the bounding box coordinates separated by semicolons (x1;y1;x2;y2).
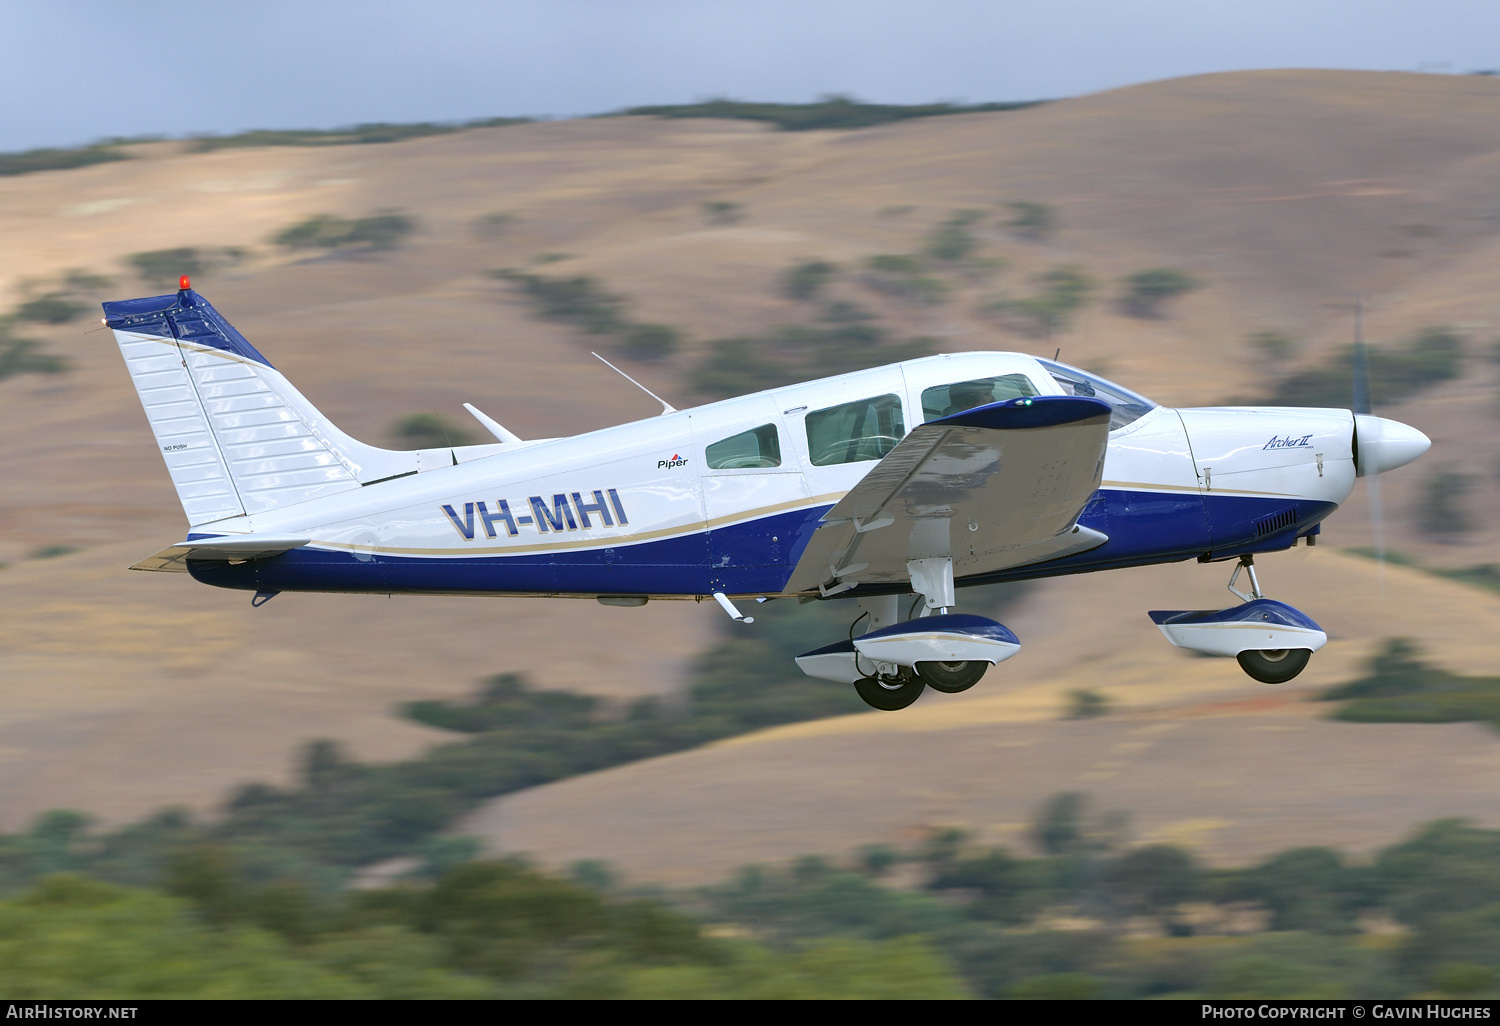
1236;648;1312;684
915;660;989;694
855;674;926;711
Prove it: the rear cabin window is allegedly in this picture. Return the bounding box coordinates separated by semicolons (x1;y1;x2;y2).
706;424;782;469
921;374;1039;422
805;394;905;467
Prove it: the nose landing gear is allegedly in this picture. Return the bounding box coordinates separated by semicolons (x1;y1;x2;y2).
1148;556;1327;684
1236;647;1313;684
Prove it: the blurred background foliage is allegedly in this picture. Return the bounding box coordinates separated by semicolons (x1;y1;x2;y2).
3;634;1500;997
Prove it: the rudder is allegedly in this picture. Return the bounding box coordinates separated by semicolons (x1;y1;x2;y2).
105;285;418;527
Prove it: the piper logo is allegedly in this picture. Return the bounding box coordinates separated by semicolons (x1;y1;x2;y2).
658;453;689;469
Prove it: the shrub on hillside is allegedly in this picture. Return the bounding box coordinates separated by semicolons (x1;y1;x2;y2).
781;260;838;302
0;145;127;177
620;323;680;361
15;294;84;325
925;210;985;263
491;270;626;334
1119;268;1199;318
391;413;475;449
702;201;744;226
860;254;949;305
985;265;1094;337
1416;467;1477;542
0;325;67;379
274;211;415;252
1263;326;1464;408
1004;201;1057;241
126;248;207;289
472;211;515;240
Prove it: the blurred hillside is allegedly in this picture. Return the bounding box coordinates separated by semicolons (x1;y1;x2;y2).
1;68;1499;852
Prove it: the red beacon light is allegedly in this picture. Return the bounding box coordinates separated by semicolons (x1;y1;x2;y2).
178;275;191;292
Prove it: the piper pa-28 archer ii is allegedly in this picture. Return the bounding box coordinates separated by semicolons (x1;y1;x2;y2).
105;279;1431;710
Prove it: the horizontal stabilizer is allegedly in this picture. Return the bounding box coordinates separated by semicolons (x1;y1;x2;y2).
130;534;310;573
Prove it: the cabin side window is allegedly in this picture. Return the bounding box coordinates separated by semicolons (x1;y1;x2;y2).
805;394;905;467
920;373;1039;422
706;424;782;469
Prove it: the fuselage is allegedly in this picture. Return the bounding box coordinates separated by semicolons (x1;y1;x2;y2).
183;352;1363;600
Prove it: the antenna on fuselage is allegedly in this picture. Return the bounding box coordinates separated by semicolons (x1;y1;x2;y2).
591;352;677;415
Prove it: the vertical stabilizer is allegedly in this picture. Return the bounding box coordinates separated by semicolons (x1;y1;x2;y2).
104;288;419;527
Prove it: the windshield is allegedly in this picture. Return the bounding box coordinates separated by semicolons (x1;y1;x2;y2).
1036;359;1157;431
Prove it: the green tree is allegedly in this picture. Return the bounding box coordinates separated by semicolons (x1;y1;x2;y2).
1067;688;1110;718
1003;200;1057;241
781;260;838;301
621;936;969;999
620;322;680;361
126;247;206;289
391;413;475;449
987;265;1094;337
1101;845;1197;919
926;210;985;263
1120;268;1199;318
702;200;744;225
472;211;515;239
1032;792;1090;856
273;211;414;251
861;254;949;305
0;876;367;998
1238;847;1373;933
15;293;84;324
1416;467;1475;541
0;324;67;379
1248;329;1300;361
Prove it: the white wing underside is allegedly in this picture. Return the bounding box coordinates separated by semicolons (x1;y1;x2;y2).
784;404;1111;595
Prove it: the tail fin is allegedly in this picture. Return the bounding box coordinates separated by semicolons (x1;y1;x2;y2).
105;287;419;527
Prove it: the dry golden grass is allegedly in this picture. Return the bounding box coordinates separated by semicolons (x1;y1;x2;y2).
0;70;1497;860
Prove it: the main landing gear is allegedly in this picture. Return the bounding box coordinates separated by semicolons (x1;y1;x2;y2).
1148;555;1328;685
854;659;988;710
855;669;927;711
914;660;989;693
794;576;1024;711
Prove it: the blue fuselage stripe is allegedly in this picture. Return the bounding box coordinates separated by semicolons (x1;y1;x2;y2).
185;490;1337;596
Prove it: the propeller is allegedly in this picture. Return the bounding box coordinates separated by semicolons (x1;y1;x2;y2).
1351;297;1386;594
1347;302;1429;593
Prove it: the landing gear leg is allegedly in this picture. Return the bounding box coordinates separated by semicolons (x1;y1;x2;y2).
1227;555;1263;602
1226;555;1313;684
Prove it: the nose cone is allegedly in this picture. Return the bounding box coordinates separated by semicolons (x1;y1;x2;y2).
1354;414;1431;476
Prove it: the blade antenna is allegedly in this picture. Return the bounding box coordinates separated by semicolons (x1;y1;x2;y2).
591;352;677;415
1352;295;1386;596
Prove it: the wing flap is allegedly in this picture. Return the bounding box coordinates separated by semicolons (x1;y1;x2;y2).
130;534;311;573
785;396;1111;594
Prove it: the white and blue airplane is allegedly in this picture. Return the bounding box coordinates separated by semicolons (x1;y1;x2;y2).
105;279;1431;710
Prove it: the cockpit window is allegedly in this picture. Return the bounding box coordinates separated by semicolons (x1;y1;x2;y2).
921;373;1039;422
1037;359;1156;431
706;424;782;469
805;394;905;466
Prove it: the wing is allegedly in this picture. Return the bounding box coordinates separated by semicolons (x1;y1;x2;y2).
784;396;1111;596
